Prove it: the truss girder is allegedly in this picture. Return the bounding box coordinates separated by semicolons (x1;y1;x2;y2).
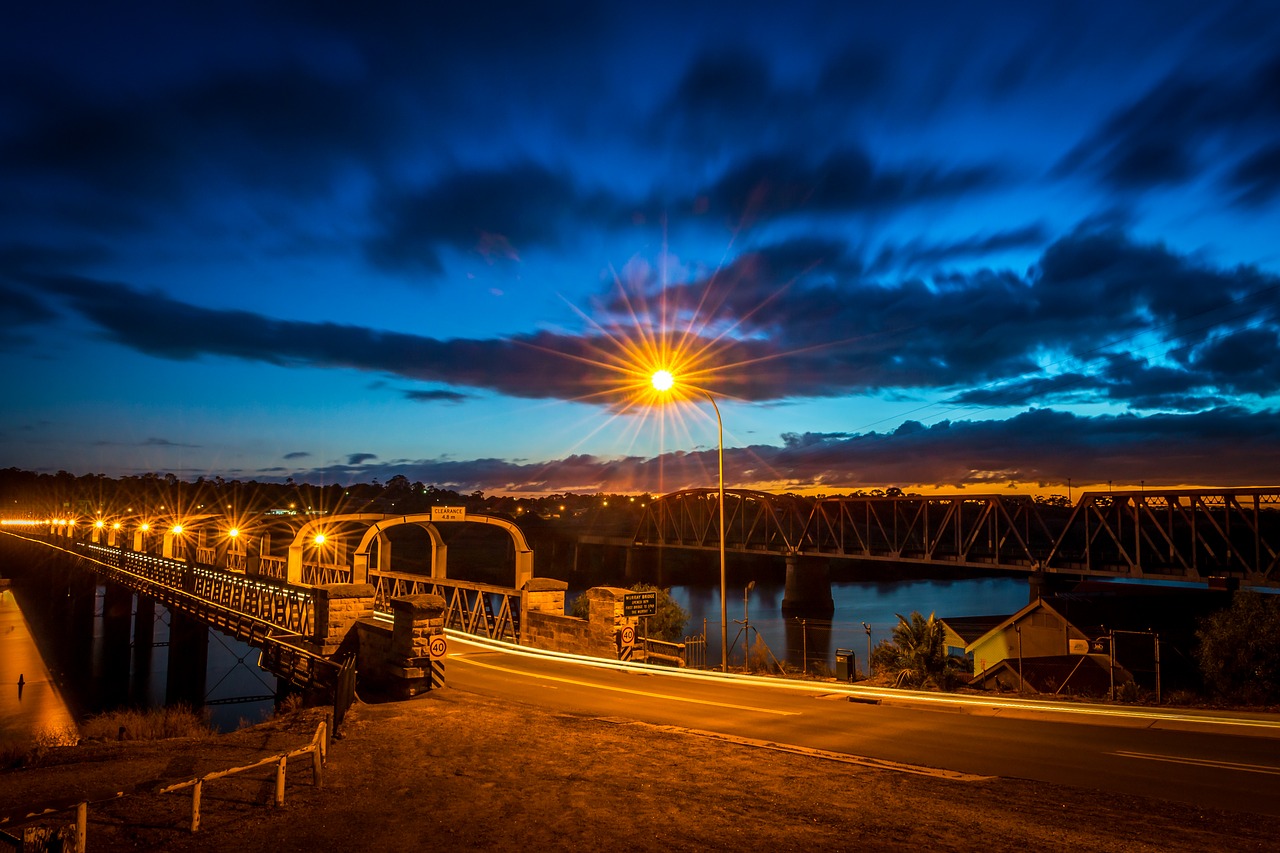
634;488;1280;586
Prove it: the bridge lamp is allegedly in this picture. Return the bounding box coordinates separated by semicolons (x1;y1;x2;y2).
139;523;150;533
228;528;240;539
313;533;326;547
171;524;184;536
650;369;729;673
112;522;121;530
94;520;105;529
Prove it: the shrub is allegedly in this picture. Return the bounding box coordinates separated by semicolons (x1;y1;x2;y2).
1195;592;1280;705
80;705;214;742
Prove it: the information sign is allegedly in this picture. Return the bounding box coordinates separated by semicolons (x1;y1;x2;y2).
622;591;657;617
432;506;466;523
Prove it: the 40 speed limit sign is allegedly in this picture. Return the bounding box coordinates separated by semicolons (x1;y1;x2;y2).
620;625;636;646
428;635;448;660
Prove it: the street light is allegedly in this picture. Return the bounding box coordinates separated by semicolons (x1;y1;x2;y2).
651;369;729;672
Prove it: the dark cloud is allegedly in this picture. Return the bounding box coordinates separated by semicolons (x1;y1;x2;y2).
142;437;199;448
283;451;311;460
366;163;621;275
698;148;1002;227
404;389;470;404
347;453;377;465
1057;51;1280;193
1226;143;1280;206
862;224;1049;276
16;228;1280;411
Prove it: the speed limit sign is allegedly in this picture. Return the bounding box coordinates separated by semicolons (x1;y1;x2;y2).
429;635;448;660
620;625;635;646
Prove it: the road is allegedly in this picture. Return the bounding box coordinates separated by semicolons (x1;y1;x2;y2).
442;633;1280;817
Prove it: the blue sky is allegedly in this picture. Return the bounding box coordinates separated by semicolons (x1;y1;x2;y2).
2;1;1279;495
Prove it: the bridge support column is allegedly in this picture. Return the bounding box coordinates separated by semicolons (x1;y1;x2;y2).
131;594;157;706
101;583;134;709
781;555;834;615
312;584;376;657
625;546;656;583
1028;571;1075;602
166;611;208;708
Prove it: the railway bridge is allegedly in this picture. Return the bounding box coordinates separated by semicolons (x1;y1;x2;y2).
629;487;1280;608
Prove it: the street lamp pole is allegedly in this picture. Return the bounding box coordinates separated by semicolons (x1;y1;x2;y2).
706;391;728;673
649;369;728;673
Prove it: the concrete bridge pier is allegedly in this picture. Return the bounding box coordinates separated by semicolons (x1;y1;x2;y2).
165;612;208;708
131;594;157;706
781;555;835;614
101;583;134;708
1029;570;1077;602
625;546;660;584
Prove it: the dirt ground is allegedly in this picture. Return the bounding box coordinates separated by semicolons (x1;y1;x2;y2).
1;688;1276;852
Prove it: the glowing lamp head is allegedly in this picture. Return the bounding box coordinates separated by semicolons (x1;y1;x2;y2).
651;369;674;392
313;533;326;546
228;528;239;539
95;520;105;529
139;523;150;532
171;525;183;535
112;522;121;530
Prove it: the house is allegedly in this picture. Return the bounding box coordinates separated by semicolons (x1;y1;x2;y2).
971;654;1128;695
942;584;1235;695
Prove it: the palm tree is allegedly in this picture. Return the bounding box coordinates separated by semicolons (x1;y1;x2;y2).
889;611;953;689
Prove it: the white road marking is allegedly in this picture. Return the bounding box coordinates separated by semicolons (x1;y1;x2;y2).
1114;750;1280;775
451;654;800;716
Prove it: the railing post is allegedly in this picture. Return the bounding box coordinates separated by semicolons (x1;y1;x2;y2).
191;779;202;833
275;756;287;806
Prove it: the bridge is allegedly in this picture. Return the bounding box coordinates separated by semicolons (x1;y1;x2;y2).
632;487;1280;590
0;507;539;714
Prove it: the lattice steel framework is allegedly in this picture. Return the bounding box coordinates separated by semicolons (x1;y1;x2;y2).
1041;489;1280;584
798;494;1057;569
634;487;1280;587
631;488;810;554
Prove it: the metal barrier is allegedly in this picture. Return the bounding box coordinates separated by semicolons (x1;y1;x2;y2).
370;570;521;642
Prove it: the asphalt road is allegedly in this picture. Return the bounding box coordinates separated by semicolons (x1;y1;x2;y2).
442;633;1280;817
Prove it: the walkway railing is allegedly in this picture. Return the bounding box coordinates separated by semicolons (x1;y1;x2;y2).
369;570;521;642
83;543;314;637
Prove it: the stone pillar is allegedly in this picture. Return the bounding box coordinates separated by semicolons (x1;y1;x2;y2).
389;594;447;698
781;555;835;614
584;586;639;659
522;578;568;628
311;583;377;657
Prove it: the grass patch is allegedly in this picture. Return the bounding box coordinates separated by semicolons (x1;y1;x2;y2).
0;726;79;770
80;705;215;742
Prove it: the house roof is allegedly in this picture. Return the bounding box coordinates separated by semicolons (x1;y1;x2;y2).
938;615;1008;645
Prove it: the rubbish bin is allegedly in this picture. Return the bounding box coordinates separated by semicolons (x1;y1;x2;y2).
835;648;855;682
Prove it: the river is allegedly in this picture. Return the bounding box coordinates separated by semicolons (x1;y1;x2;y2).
570;573;1032;673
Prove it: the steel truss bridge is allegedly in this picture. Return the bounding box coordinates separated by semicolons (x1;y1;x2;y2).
633;488;1280;587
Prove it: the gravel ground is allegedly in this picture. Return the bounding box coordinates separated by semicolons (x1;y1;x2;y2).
2;689;1276;852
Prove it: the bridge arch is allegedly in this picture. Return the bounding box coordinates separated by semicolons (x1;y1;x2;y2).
287;511;533;588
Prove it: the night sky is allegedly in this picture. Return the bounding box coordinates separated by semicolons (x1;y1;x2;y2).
3;2;1279;496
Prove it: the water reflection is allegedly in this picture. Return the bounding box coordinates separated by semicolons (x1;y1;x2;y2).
664;576;1030;674
0;588;77;744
